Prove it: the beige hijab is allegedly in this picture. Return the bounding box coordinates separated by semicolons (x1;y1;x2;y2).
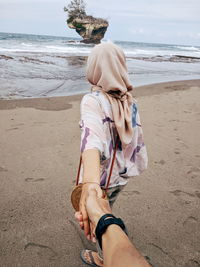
86;42;134;146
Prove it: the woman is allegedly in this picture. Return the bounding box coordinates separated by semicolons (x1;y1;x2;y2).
78;42;148;267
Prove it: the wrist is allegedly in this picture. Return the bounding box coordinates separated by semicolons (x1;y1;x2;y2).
83;177;100;183
95;214;127;249
83;181;100;186
93;212;106;227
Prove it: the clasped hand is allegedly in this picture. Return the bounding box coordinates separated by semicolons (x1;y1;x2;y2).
75;183;111;242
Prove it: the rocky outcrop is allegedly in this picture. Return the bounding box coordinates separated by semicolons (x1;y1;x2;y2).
67;16;109;44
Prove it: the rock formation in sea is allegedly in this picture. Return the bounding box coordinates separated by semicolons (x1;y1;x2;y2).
64;0;109;44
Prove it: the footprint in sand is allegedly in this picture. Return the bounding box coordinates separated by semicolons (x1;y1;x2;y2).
195;191;200;199
33;121;46;125
187;167;200;179
174;149;180;154
0;166;8;172
11;123;24;127
6;127;19;131
184;259;200;267
169;190;197;204
154;123;164;128
169;119;179;122
24;242;57;260
154;159;165;165
147;242;176;266
170;190;195;197
0;220;8;231
121;190;140;196
25;178;45;182
183;216;199;233
175;138;189;148
183;110;192;114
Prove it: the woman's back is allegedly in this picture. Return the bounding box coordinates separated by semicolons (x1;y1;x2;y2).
80;90;148;188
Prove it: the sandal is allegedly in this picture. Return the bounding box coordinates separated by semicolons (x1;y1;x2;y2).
80;250;103;267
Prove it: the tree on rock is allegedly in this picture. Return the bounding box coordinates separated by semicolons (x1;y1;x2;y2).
64;0;109;44
64;0;86;20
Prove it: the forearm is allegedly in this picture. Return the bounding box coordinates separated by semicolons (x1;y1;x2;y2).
82;149;100;183
102;225;150;267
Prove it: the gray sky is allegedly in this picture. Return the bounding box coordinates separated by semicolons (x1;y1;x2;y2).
0;0;200;45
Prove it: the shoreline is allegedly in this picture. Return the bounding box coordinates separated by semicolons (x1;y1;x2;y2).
1;53;200;62
0;79;200;111
1;47;200;99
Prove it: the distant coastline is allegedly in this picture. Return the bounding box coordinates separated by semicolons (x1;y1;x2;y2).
1;31;200;49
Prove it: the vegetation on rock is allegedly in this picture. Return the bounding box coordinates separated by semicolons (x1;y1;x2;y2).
64;0;86;19
64;0;109;44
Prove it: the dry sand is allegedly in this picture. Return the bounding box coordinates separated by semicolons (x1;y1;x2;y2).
0;80;200;267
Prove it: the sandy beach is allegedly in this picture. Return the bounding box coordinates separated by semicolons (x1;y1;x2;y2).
0;79;200;267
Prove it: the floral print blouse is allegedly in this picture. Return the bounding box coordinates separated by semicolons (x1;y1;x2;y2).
79;91;148;188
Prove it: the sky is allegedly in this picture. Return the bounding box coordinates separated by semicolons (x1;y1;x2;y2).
0;0;200;46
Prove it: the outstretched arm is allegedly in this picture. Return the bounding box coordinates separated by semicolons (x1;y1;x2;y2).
76;190;150;267
79;149;103;239
82;148;100;184
79;94;105;239
102;225;150;267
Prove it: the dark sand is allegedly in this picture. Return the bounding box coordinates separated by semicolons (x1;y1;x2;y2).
0;80;200;267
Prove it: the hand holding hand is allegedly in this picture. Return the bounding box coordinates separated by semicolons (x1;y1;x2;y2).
78;183;103;240
75;185;112;242
86;189;111;227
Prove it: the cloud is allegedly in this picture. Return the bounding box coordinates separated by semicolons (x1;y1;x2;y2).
0;0;200;45
86;0;200;23
130;28;145;35
178;32;200;40
0;0;58;2
0;0;65;19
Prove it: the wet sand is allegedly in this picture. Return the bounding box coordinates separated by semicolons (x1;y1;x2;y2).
0;80;200;267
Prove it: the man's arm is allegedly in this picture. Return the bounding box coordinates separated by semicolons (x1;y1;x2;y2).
76;190;150;267
102;224;150;267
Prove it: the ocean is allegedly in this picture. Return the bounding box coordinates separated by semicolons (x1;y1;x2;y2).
0;32;200;99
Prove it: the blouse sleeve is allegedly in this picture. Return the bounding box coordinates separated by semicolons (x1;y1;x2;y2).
80;94;106;155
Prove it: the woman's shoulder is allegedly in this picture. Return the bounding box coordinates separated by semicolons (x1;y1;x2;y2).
81;92;100;106
81;91;109;106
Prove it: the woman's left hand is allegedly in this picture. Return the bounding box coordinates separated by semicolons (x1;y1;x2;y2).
76;183;103;241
